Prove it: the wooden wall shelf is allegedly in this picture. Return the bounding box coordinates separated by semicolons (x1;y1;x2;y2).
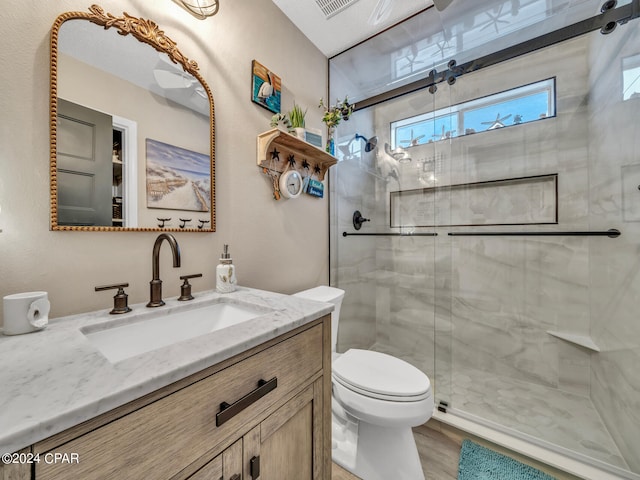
257;128;337;182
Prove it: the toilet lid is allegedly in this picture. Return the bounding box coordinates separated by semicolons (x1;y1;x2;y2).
333;349;431;400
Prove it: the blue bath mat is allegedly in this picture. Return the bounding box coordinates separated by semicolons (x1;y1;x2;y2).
458;440;556;480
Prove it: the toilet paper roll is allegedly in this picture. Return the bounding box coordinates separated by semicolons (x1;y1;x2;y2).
2;291;49;335
27;298;50;329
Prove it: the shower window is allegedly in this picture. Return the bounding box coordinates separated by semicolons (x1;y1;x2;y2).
390;77;555;148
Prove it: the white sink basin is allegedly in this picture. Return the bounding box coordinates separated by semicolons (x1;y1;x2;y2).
82;300;270;363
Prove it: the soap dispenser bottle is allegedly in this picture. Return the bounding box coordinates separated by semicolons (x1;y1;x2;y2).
216;244;237;293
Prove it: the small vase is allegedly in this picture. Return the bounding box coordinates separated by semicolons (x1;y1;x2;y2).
293;127;306;139
326;128;336;156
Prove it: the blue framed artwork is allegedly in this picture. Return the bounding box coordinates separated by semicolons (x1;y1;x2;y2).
251;60;281;114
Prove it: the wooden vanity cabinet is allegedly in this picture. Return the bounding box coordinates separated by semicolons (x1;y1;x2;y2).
0;448;30;480
28;316;330;480
189;383;320;480
188;439;238;480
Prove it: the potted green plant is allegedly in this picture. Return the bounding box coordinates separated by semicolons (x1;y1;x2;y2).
318;96;354;155
270;113;291;132
288;103;307;139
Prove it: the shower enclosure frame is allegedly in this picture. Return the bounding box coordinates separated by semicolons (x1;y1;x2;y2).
328;2;640;479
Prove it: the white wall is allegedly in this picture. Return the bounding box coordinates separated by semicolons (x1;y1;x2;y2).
0;0;329;323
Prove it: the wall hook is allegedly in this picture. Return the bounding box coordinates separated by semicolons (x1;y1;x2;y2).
198;219;210;229
157;217;171;228
179;218;192;229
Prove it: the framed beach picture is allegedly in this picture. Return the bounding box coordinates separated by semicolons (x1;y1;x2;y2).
145;139;211;212
251;60;281;114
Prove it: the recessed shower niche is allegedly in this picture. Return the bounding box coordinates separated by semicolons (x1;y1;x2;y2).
390;174;558;228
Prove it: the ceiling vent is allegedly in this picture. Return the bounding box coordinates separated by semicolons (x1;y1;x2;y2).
315;0;361;19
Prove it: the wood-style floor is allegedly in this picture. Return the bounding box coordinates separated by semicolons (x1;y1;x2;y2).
331;423;461;480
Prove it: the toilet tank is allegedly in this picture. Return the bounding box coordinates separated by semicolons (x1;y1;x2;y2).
293;286;344;352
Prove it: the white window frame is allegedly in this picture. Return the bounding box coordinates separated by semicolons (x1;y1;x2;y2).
391;78;556;149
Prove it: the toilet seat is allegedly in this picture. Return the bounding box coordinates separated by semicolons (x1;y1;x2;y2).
333;349;431;402
332;377;434;428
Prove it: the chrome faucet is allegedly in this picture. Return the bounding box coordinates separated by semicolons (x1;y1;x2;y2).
147;233;181;307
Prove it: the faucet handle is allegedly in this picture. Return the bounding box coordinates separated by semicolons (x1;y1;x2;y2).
178;274;203;301
95;283;133;314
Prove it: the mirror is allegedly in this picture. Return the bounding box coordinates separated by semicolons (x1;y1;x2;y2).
50;5;215;231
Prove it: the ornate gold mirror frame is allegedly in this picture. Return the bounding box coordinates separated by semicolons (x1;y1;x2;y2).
50;4;215;232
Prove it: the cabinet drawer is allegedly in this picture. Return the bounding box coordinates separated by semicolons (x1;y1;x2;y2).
35;324;323;480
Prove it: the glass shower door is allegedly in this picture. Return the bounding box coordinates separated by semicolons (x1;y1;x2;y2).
330;80;442;398
438;25;640;475
585;24;640;475
328;6;640;477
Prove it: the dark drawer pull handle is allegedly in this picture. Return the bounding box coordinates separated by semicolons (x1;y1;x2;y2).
229;475;241;480
216;377;277;427
250;455;260;479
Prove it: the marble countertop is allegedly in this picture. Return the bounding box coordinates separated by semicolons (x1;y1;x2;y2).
0;287;332;455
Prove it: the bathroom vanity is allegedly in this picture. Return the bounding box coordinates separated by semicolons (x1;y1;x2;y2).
0;288;332;480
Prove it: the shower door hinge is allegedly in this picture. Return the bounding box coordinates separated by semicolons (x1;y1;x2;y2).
437;400;449;413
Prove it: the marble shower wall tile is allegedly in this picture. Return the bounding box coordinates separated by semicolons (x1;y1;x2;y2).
450;237;562;388
590;350;640;473
387;286;436;373
586;25;640;474
331;143;380;352
434;235;454;401
523;237;591;396
374;235;437;377
557;342;592;397
337;278;377;352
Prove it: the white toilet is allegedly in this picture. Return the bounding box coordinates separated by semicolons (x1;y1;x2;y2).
294;286;433;480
